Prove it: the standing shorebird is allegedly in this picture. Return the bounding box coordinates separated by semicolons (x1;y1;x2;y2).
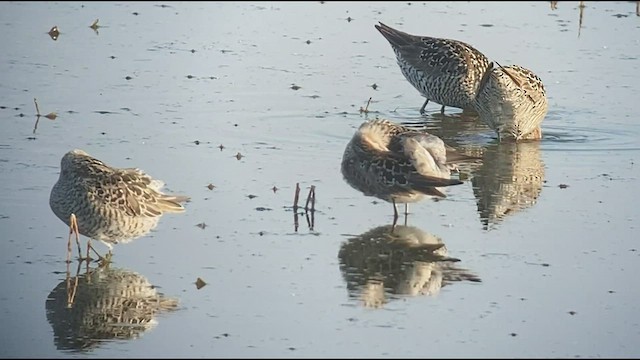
375;21;492;115
49;149;189;262
341;119;473;227
473;63;548;141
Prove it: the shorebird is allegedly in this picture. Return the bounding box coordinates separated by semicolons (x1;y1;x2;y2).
341;119;474;227
49;149;189;262
473;63;548;141
375;21;492;115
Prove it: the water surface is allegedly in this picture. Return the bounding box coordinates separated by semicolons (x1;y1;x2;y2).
1;1;639;358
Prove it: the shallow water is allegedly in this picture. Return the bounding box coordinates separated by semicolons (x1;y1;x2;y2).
1;1;640;358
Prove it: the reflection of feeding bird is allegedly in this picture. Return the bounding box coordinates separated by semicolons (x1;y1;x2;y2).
49;149;189;261
45;264;179;352
471;141;545;230
338;224;481;308
341;119;475;226
375;21;491;115
472;63;548;141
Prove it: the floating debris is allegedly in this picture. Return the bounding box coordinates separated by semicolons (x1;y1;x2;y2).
290;84;301;90
247;194;257;199
359;97;372;114
89;18;100;34
48;26;59;41
196;222;207;229
218;144;225;151
206;184;216;190
195;277;207;290
272;186;279;193
558;184;569;189
292;183;316;232
32;98;57;134
235;152;244;160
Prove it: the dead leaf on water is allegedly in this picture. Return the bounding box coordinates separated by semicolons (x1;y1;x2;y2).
195;277;207;290
196;222;207;229
44;112;57;120
48;26;59;41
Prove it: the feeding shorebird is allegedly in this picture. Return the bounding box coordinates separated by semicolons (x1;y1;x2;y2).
375;21;492;115
472;63;548;141
341;119;475;227
49;149;189;262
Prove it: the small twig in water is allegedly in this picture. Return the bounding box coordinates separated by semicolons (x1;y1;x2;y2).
34;98;41;116
293;183;301;232
304;185;315;212
359;97;372;114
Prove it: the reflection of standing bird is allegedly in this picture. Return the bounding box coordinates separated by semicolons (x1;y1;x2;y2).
49;149;189;260
338;224;481;308
473;64;548;141
471;141;545;229
45;264;179;352
375;21;492;114
341;119;471;225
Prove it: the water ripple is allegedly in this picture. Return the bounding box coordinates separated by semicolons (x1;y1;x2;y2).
542;124;640;152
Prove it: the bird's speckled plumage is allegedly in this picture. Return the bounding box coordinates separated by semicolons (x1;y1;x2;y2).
49;149;188;252
341;119;468;217
375;21;492;114
473;64;548;141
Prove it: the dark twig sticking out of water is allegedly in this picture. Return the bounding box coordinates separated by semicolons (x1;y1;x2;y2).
578;1;585;38
293;183;301;232
33;98;57;134
359;97;372;114
304;185;315;213
33;98;41;134
293;183;316;232
304;185;316;230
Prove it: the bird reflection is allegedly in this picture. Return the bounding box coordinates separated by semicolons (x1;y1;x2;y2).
471;141;545;230
45;262;179;353
338;224;480;308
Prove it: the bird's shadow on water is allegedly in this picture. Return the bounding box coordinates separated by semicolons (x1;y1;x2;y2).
338;223;481;308
45;260;180;353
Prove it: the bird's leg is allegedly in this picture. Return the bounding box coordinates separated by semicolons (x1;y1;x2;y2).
68;214;82;263
419;99;430;115
86;240;106;264
404;203;409;226
392;199;399;232
440;105;446;114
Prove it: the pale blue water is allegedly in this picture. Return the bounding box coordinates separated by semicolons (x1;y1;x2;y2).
1;1;639;358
